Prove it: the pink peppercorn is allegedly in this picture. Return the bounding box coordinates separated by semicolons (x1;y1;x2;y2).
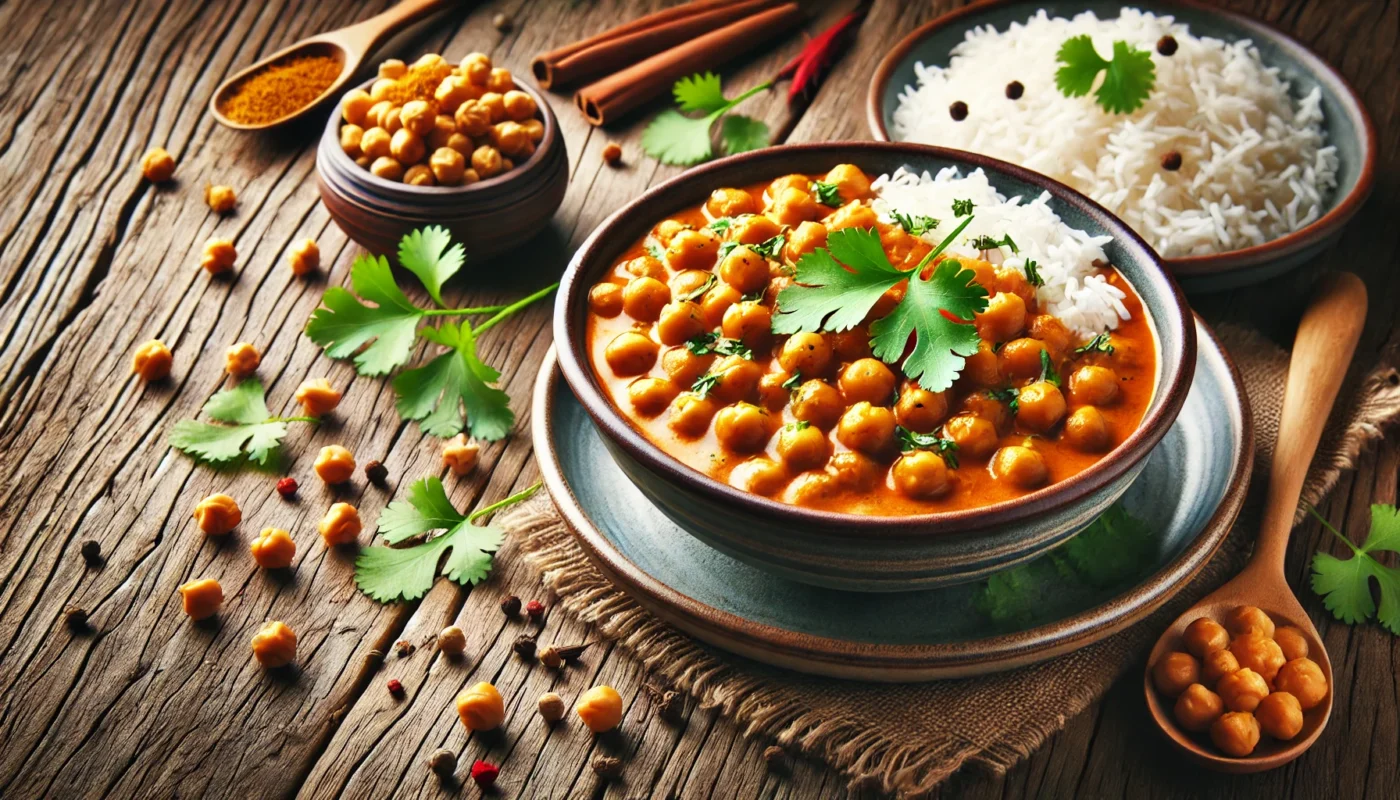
470;760;499;787
276;477;298;498
387;678;404;696
525;600;545;620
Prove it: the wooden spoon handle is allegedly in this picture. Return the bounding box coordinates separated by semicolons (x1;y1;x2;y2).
339;0;457;54
1252;272;1368;573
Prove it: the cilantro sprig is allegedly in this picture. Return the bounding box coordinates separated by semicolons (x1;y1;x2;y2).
1022;259;1045;288
642;72;771;166
1055;35;1156;114
1308;504;1400;634
685;332;753;359
811;180;842;207
355;477;540;603
969;233;1019;254
895;426;960;468
892;212;939;236
1075;333;1115;355
169;379;316;467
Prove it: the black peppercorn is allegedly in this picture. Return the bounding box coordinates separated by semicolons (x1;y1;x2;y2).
64;606;89;632
80;539;103;567
1157;35;1178;56
513;633;537;660
949;101;969;121
364;460;388;485
500;595;521;616
428;748;457;778
1161;150;1183;171
1005;81;1024;100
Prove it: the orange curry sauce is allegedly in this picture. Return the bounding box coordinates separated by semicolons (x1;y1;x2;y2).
586;167;1156;516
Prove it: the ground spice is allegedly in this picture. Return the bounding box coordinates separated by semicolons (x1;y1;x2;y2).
221;54;342;125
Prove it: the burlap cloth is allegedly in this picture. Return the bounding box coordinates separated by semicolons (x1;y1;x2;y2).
498;323;1400;798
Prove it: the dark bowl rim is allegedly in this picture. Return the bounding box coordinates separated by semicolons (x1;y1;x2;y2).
533;317;1253;671
317;75;557;196
553;140;1197;538
865;0;1378;278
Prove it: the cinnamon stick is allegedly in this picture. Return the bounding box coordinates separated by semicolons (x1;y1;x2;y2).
575;3;804;127
532;0;788;91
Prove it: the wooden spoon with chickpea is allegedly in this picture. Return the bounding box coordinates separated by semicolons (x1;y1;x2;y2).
1145;272;1367;772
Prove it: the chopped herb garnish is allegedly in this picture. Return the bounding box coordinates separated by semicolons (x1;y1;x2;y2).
1039;349;1061;387
752;233;787;260
685;332;753;359
895;426;961;469
1055;35;1156;115
707;216;736;233
952;198;975;217
810;180;842;207
717;240;740;261
989;387;1020;414
968;233;1019;254
1022;259;1045;287
691;372;720;398
892;211;940;236
1075;333;1116;356
646;242;665;260
784;419;811;432
781;371;802;391
685;332;718;354
676;273;717;302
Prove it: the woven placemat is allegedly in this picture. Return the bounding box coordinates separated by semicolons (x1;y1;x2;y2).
499;323;1400;798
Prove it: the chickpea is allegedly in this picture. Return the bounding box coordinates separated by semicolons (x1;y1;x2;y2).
1254;691;1304;741
364;101;393;130
395;99;435;137
892;450;951;499
1274;657;1328;710
193;493;240;536
390;128;425;165
824;164;871;199
730;457;788;496
1211;712;1261;757
995;266;1036;308
318;502;362;547
459;167;481;185
787;380;842;430
314;444;356;484
250;528;296;569
1173;683;1225;732
836;402;896;455
201;238;237;275
428;115;457;150
962;340;1002;387
670;269;712;298
666;228;722;272
1230;633;1286;683
668;392;717;437
140;147;175;183
1216;667;1270;712
222;342;259;378
434;75;476;114
700;283;741;328
777;421;830;471
589;283;623;317
623;255;666;281
477;92;507;123
414;53;452;78
360;126;392;160
662;347;713;387
1223;605;1276;638
943;414;999;459
778;333;832;378
652;219;688;249
785;221;828;261
1202;649;1241;685
785;471;837;505
704;187;756;218
382;106;404;135
708;355;762;404
429;147;467;185
655;301;705;346
457;682;506;731
493;121;530;157
770;187;819;226
454;99;492;137
628;377;677;416
442;434;480;475
621;277;670;322
975;292;1027;344
370;156;404;181
377;58;406;79
1062;406;1111;452
575;685;623;733
342;89;374;125
827;451;881;491
715;403;771;452
471;146;504;178
487;67;514;94
757;372;792;411
286;379;338;419
768;174;810;197
369;77;398;101
502;90;537;121
288;238;320;276
131;339;172;381
1067;365;1120;407
1273;626;1310;662
405;164;436;187
840;358;896;406
718;245;768;294
521;118;545;143
1183;617;1230;658
823;202;880;233
459;52;491;84
991;445;1049;489
250;620;297;668
730;214;782;246
998;338;1049;382
1014;381;1066;433
178;578;223;621
895;386;949;432
438;625;467;656
1151;651;1201;697
1028;315;1072;360
205;184;236;214
720;301;772;351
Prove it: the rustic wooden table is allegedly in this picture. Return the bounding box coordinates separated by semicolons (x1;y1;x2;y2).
1;0;1396;797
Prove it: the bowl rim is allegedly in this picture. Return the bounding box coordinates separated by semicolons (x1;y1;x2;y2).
864;0;1377;278
318;74;557;196
553;140;1197;538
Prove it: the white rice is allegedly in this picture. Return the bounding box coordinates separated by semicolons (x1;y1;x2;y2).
872;166;1128;336
890;8;1337;258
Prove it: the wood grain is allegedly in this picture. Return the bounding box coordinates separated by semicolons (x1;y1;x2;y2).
0;0;1396;798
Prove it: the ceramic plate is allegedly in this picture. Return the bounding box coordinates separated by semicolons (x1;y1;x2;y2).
533;319;1254;681
867;0;1376;293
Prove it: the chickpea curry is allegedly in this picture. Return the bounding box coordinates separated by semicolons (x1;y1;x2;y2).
585;164;1157;515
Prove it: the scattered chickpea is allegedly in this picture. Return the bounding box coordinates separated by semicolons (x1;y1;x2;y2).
294;378;340;416
438;625;467;655
205;184;236;214
131;339;172;381
225;342;260;378
318;502;362;547
192;493;241;535
456;681;506;731
201;238;237;275
538;691;567;722
141;147;175;183
492;12;512;31
251;620;297;668
250;528;296;569
575;685;624;733
314;445;356;484
602;142;623;166
429;147;466;185
288;238;320;276
177;578;223;620
442;434;480;475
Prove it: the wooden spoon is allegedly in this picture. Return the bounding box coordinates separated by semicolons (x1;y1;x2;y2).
1144;271;1367;773
209;0;454;131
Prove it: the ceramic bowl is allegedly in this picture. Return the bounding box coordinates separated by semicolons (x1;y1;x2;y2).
553;142;1197;592
316;77;568;259
867;0;1377;293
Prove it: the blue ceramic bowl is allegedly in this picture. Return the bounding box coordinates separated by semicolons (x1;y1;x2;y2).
554;142;1196;592
867;0;1376;293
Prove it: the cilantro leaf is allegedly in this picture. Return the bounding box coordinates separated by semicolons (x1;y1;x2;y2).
810;180;842;207
771;228;905;335
646;242;665;260
869;258;988;393
707;217;736;233
641;109;715;166
1055;35;1156;115
643;73;772;166
691;372;720;398
1022;259;1045;288
1075;333;1115;355
355;478;540;603
397;225;465;308
751;233;786;260
393;322;514;440
892;211;939;236
895;426;960;468
1309;504;1400;633
781;371;802;391
989;387;1020;414
305;253;426;376
952;198;974;217
719;114;770;155
969;233;1019;254
676;273;717;302
168;379;310;466
685;332;751;359
673;71;727;113
1039;350;1061;387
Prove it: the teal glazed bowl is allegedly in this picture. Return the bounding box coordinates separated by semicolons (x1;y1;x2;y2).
867;0;1376;293
553;142;1196;592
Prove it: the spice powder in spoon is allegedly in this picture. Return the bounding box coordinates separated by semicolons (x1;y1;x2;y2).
221;53;343;125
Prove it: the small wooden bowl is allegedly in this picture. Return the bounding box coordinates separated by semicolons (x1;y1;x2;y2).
316;78;568;259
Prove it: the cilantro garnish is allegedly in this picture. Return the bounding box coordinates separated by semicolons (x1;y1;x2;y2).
707;217;735;233
168;379;315;466
1308;504;1400;633
1055;35;1157;114
355;477;540;603
1075;333;1115;356
393;319;508;440
1022;259;1045;288
646;242;665;260
784;419;811;432
968;233;1019;254
397;226;465;307
641;72;771;166
305;252;434;376
781;372;802;391
895;426;960;468
685;332;752;359
691;372;720;398
892;211;939;236
989;387;1020;414
1039;350;1061;387
752;234;786;260
952;198;974;217
810;180;842;207
676;273;717;302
